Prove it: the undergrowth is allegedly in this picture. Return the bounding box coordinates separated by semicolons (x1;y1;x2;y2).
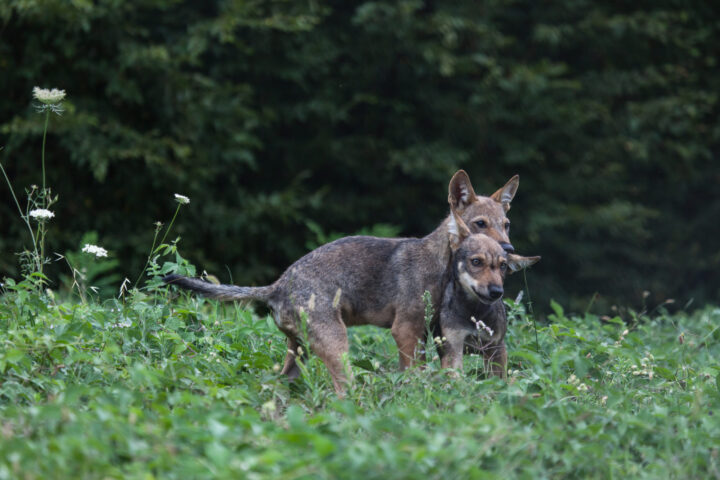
0;283;718;479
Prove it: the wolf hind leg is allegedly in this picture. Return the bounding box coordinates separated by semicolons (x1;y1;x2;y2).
280;337;303;380
307;309;352;396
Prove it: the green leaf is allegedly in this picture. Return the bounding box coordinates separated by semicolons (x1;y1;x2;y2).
353;358;376;372
550;300;564;319
286;405;305;429
5;348;25;363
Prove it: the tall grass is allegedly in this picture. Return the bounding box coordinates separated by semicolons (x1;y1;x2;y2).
0;279;718;478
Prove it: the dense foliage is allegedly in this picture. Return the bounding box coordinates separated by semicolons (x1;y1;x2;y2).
2;1;719;312
0;280;718;478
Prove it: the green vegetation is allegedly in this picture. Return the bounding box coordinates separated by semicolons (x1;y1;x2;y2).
1;3;718;476
2;1;719;312
0;281;718;478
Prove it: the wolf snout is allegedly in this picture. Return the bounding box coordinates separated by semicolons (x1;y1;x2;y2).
499;242;514;253
488;284;504;300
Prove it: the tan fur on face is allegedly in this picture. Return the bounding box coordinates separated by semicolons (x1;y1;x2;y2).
464;198;511;246
455;236;507;302
448;172;516;249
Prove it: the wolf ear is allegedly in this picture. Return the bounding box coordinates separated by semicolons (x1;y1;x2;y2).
506;254;540;273
448;170;478;212
490;175;519;212
448;207;472;250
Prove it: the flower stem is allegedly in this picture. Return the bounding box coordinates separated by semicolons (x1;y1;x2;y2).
158;204;182;249
36;109;51;286
0;160;40;266
38;222;46;283
41;110;50;206
523;269;540;353
134;204;181;287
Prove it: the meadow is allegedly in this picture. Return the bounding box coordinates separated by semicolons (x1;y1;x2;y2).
2;85;719;479
0;274;718;479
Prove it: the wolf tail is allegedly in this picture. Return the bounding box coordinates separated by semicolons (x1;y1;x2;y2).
163;274;274;303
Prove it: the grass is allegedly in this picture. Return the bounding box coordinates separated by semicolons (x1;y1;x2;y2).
1;86;719;479
0;281;718;479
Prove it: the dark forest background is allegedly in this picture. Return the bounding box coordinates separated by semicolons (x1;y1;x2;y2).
1;0;718;314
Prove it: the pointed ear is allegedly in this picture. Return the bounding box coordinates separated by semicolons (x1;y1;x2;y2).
506;254;540;274
448;170;478;212
490;175;519;212
448;208;472;250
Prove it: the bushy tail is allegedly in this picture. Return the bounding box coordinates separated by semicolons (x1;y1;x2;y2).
163;274;274;303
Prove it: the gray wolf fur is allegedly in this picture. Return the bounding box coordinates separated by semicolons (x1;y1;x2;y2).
164;171;521;394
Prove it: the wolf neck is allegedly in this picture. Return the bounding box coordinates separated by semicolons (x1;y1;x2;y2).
421;214;455;269
454;284;493;319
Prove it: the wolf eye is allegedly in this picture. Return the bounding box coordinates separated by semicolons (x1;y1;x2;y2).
504;223;510;232
471;258;482;267
500;262;508;272
475;220;487;228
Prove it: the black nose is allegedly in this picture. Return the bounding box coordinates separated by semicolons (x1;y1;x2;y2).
500;242;514;253
488;285;504;300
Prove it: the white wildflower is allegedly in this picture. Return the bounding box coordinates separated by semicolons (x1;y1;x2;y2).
33;87;66;104
174;194;190;205
82;244;108;258
261;400;277;415
29;209;54;220
112;318;132;329
470;316;494;337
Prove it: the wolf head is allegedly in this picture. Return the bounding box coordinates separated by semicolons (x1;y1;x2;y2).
447;205;540;304
448;170;519;253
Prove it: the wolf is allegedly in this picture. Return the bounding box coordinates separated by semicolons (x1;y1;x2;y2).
164;171;521;394
438;208;540;378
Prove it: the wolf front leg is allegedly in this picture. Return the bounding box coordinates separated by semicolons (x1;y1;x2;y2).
439;328;466;371
391;311;426;370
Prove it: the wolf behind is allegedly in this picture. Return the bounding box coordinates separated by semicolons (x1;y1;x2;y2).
165;171;520;394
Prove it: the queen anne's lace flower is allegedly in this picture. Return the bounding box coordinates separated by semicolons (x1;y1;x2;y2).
82;244;108;258
174;194;190;205
33;87;66;104
470;316;494;337
29;208;55;220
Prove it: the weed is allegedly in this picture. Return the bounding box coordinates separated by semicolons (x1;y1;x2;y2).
1;288;718;478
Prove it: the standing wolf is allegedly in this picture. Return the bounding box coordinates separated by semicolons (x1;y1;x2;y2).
439;208;539;377
165;171;520;394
